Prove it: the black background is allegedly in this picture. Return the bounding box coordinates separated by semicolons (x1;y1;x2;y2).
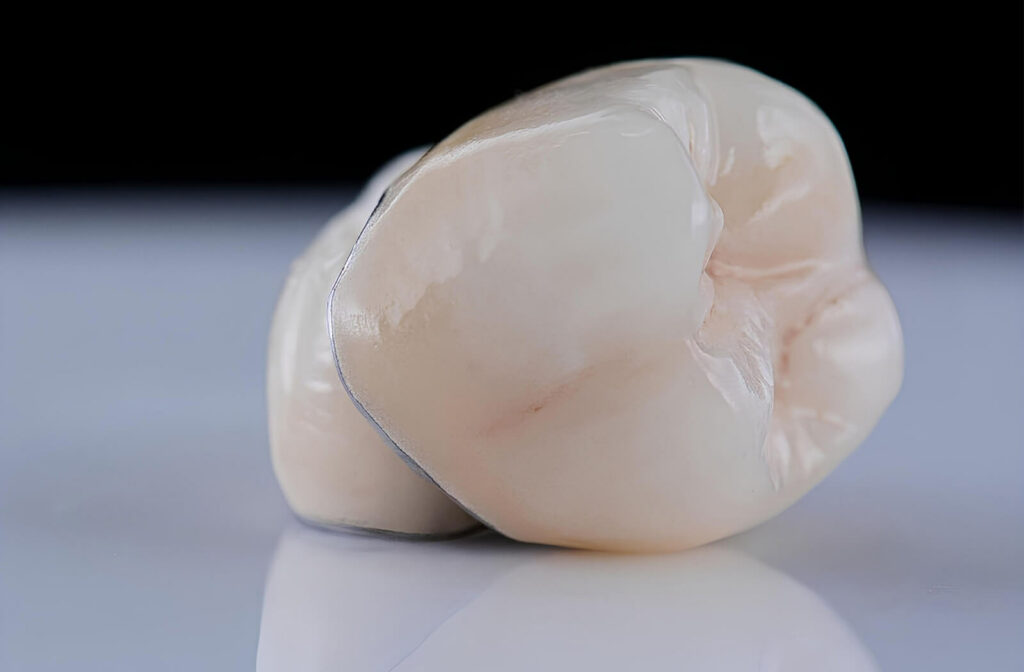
3;8;1022;211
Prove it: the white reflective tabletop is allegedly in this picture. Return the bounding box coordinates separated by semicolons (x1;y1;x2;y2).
1;192;1021;670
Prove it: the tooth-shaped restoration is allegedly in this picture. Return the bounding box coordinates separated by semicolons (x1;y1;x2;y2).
267;150;478;537
327;59;903;551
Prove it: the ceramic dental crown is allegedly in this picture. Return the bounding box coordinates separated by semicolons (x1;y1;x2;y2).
270;59;904;551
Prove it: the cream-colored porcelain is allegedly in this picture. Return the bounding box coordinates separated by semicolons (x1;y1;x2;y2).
329;59;903;551
267;151;477;536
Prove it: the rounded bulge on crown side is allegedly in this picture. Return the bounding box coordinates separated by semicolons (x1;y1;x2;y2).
330;59;904;552
267;150;479;537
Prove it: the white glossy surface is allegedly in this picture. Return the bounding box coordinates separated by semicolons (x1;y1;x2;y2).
0;193;1021;670
257;528;877;671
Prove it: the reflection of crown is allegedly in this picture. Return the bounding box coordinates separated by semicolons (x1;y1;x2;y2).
257;525;877;671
